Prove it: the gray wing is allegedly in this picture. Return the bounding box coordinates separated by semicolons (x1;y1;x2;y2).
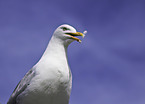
7;68;36;104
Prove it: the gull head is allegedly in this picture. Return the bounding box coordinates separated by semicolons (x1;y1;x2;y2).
53;24;86;45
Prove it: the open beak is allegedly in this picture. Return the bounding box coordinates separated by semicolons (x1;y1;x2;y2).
65;32;85;43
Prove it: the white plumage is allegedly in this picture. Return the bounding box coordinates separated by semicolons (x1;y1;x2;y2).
7;24;86;104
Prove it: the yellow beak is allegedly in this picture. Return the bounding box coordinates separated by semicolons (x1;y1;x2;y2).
65;32;85;43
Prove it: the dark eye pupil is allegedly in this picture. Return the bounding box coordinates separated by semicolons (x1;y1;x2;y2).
61;27;69;31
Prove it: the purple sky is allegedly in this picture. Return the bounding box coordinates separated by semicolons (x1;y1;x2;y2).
0;0;145;104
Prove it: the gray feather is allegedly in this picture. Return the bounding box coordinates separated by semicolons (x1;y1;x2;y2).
7;68;35;104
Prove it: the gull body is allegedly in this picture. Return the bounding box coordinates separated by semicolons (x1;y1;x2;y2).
7;24;85;104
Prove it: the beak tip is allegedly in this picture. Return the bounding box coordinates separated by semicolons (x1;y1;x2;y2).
82;34;85;38
78;40;82;43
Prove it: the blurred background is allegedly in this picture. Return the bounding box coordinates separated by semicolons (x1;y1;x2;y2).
0;0;145;104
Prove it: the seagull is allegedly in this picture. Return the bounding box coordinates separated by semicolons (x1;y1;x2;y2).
7;24;86;104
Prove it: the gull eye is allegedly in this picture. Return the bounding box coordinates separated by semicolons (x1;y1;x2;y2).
61;27;70;31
